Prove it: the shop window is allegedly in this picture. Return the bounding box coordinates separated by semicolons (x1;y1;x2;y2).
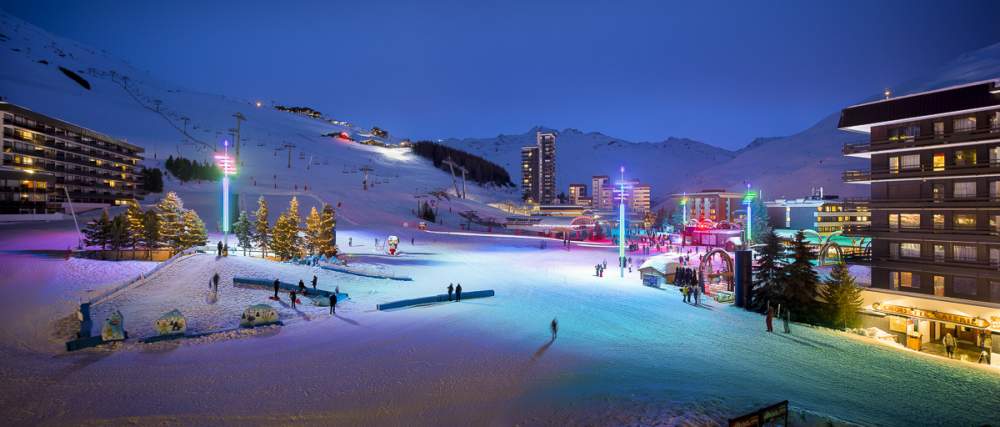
933;153;946;171
954;214;976;229
954;117;977;133
934;276;945;296
955;149;977;167
954;181;976;198
900;242;921;258
953;245;977;262
953;277;977;296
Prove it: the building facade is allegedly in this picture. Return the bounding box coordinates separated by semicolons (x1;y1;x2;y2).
1;102;145;213
839;79;1000;305
521;131;556;204
568;183;587;206
670;189;744;224
766;191;870;236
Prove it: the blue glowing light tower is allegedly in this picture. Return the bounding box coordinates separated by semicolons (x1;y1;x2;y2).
618;166;626;278
215;141;237;246
742;183;756;248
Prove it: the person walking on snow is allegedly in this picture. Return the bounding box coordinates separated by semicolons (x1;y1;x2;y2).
447;283;454;301
766;305;774;333
290;290;298;309
212;272;220;292
311;275;318;290
944;333;957;359
298;279;306;295
782;306;791;334
272;279;280;300
329;292;337;315
217;241;223;257
348;237;352;247
550;318;558;340
455;283;463;302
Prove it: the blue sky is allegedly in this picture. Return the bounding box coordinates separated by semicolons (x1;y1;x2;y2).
2;0;998;149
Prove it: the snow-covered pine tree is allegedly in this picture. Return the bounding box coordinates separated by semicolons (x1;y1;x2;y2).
271;197;303;260
108;214;129;252
232;210;253;255
319;203;336;257
179;209;208;249
124;201;145;249
305;206;322;255
141;209;160;252
155;192;185;249
781;230;820;322
270;211;291;259
253;196;271;257
820;261;863;330
83;209;112;249
749;229;784;313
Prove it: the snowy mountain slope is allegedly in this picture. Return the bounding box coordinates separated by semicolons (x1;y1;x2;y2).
689;41;1000;199
440;127;734;198
0;10;513;232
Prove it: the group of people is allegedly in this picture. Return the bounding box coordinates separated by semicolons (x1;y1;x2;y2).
271;276;339;314
216;241;229;257
943;331;993;364
675;267;701;305
764;303;792;334
447;283;464;301
594;260;608;277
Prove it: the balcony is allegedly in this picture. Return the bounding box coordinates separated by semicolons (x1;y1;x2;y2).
842;169;871;183
842;125;1000;158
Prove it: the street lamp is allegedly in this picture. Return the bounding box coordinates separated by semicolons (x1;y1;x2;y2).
214;140;238;247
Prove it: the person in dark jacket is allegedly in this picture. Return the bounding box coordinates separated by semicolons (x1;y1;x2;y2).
311;275;318;290
273;279;280;299
329;293;337;315
298;279;306;295
290;291;297;309
212;273;220;291
217;241;223;256
455;283;463;302
766;305;774;333
447;283;454;301
550;318;558;340
783;306;791;334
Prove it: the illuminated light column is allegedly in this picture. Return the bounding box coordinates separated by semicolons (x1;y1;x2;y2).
680;192;688;225
742;183;756;248
619;166;626;278
215;141;238;247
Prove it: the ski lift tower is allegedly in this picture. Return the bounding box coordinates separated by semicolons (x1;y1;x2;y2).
441;157;467;199
214;140;238;247
281;142;297;168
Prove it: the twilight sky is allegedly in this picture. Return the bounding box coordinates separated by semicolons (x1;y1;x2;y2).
2;0;999;149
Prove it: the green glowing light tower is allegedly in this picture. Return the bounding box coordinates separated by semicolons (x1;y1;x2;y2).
742;183;757;248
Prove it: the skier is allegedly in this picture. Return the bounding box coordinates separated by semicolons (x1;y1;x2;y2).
311;275;318;290
447;283;454;301
550;318;558;340
765;305;774;333
329;292;337;315
455;283;463;302
272;278;280;300
782;306;791;334
290;290;298;309
943;333;957;359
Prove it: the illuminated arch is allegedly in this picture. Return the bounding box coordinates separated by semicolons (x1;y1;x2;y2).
818;241;844;266
699;248;734;286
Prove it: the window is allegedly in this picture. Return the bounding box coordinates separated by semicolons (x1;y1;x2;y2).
933;153;946;171
934;276;945;296
953;245;977;262
992;146;1000;166
992;181;1000;201
954;181;977;198
954;117;977;132
901;154;920;171
934;121;945;136
934;244;945;262
900;213;920;229
888;156;900;174
889;242;899;259
900;242;921;258
992;112;1000;132
992;282;1000;301
889;125;920;141
993;215;1000;233
933;214;945;229
953;277;977;296
992;248;1000;268
889;213;899;229
955;149;977;167
954;214;977;229
932;184;945;202
892;271;920;289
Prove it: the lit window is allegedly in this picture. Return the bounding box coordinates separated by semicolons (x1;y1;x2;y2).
954;181;976;198
933;214;945;229
934;122;944;136
953;245;977;262
900;243;920;258
899;213;920;229
955;149;977;167
954;117;976;133
888;157;900;174
933;153;945;171
892;271;919;289
934;276;945;296
954;214;976;229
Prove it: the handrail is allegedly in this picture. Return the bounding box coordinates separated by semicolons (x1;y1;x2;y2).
843;125;1000;155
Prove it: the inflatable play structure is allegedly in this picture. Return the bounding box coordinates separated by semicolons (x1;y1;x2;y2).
387;235;399;255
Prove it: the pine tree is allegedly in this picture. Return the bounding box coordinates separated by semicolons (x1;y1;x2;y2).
821;262;864;330
749;195;771;245
83;210;112;249
108;214;129;252
782;230;820;322
749;229;784;313
155;192;185;249
141;209;160;253
319;203;337;257
253;196;271;257
124;201;145;249
670;205;687;231
271;197;303;260
179;209;208;249
232;210;253;255
305;206;322;255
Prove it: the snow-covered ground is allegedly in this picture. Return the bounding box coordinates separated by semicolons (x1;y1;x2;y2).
2;224;1000;426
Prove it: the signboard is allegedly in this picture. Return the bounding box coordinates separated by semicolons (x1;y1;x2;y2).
729;400;788;427
872;302;989;329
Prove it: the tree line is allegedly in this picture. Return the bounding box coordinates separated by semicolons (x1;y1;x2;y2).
164;155;222;183
230;196;337;260
750;230;863;329
410;141;513;188
82;191;207;255
140;167;164;193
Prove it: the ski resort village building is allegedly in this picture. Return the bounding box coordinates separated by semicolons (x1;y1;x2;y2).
1;102;144;214
840;79;1000;356
520;131;556;204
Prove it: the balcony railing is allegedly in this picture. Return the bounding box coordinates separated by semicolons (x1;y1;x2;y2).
872;256;1000;273
842;169;871;182
842;125;1000;155
843;162;1000;183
